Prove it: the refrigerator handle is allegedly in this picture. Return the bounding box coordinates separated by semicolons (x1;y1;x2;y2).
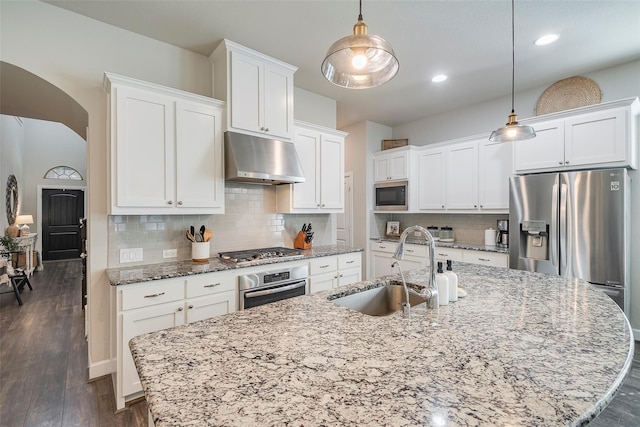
559;181;568;274
551;182;559;267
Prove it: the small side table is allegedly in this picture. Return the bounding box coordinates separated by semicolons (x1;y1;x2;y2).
15;233;38;277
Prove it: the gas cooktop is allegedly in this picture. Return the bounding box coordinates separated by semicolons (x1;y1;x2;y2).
218;247;304;264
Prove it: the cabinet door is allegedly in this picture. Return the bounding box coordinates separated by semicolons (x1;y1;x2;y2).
446;142;478;209
319;134;344;210
121;303;185;396
229;50;263;134
291;128;320;209
388;152;409;180
399;256;425;271
565;108;627;167
514;120;565;172
374;157;390;182
478;140;512;210
434;248;463;263
175;101;224;209
418;148;446;210
263;64;294;140
309;272;336;293
372;252;396;278
186;290;237;323
338;267;361;287
461;250;508;268
114;86;175;208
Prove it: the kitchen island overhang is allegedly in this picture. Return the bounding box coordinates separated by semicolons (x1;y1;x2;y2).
130;263;634;427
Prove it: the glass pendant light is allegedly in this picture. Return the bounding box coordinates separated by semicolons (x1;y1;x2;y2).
321;0;399;89
490;0;536;142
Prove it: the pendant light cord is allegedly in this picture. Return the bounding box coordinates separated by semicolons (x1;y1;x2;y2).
510;0;515;114
358;0;363;21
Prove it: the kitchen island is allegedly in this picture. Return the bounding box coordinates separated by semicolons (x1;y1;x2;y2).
130;263;634;427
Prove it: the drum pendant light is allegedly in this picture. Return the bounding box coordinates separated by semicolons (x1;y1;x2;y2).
321;0;399;89
490;0;536;142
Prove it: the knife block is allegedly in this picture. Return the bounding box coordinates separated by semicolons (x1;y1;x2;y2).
294;231;312;250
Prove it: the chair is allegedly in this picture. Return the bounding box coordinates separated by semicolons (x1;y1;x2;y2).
0;253;33;306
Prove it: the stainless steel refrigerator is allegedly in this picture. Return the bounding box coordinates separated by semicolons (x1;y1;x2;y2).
509;168;629;314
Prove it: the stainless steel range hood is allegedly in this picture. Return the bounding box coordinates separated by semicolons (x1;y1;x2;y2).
224;131;305;185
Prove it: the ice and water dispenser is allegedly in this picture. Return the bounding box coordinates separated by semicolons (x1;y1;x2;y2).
519;220;549;261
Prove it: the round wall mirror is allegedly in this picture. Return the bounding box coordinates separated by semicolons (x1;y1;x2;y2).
5;174;19;226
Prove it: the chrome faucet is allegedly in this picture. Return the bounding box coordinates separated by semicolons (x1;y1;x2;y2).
392;225;439;311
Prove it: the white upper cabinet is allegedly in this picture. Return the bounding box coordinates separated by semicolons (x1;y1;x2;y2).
445;141;478;210
374;148;410;182
478;139;513;210
211;39;297;141
276;121;347;213
417;148;446;210
104;73;225;215
515;97;639;173
415;138;512;213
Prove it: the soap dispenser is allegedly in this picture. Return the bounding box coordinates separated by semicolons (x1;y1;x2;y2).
436;262;450;306
445;260;458;302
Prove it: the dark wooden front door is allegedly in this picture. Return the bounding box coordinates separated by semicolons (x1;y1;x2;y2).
42;189;85;261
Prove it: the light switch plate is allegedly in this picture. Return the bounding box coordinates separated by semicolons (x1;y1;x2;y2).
163;249;177;259
120;248;143;263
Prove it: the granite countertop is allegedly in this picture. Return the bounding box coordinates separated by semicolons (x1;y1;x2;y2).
106;245;362;286
130;263;634;427
372;236;510;254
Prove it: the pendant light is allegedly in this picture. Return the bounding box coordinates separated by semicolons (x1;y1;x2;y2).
489;0;536;142
321;0;399;89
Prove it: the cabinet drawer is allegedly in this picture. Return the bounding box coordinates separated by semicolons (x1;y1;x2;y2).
433;247;463;262
120;278;185;311
404;244;427;258
462;251;508;268
370;241;396;253
338;252;361;270
186;272;237;298
310;256;338;275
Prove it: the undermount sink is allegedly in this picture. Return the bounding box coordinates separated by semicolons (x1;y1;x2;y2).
331;284;428;316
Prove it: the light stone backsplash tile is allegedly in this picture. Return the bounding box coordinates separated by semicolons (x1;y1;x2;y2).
371;213;509;245
108;183;333;267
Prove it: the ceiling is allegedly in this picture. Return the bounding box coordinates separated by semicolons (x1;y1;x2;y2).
45;1;640;129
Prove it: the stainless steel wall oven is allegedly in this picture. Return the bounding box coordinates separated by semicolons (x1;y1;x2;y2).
238;264;308;310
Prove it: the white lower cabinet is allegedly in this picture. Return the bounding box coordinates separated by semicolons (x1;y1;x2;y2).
461;251;508;268
116;272;236;409
371;241;508;278
308;253;362;293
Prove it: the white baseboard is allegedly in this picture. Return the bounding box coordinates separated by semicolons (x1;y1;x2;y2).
89;357;115;380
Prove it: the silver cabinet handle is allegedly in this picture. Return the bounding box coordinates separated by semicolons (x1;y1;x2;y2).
406;249;415;253
204;283;221;288
320;265;330;269
378;246;387;249
188;304;194;309
265;128;269;132
144;292;165;298
346;260;354;264
177;201;183;206
437;253;448;257
177;306;184;311
478;258;490;262
558;161;563;165
565;160;570;164
167;201;173;205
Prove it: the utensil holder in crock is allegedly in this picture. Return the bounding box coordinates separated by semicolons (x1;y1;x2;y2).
192;242;210;263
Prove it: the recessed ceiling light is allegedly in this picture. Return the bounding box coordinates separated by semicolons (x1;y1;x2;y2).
535;34;559;46
432;74;447;83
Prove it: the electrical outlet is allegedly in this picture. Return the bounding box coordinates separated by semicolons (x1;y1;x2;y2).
120;248;143;263
163;249;177;259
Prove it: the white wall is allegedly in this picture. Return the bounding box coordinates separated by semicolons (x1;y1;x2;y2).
0;115;26;230
1;0;212;377
294;87;336;129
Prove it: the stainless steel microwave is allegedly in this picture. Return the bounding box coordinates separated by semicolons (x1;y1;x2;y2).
375;181;408;210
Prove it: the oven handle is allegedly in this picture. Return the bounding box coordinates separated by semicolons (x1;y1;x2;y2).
244;281;307;298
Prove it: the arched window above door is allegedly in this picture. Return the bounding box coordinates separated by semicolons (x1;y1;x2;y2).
44;166;83;181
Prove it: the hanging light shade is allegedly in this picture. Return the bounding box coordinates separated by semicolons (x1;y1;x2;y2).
321;0;399;89
490;0;536;142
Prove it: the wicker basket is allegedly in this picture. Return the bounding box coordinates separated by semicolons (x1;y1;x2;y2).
536;76;602;115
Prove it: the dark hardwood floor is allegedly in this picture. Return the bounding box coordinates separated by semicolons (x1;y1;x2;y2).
0;259;638;426
0;259;147;427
